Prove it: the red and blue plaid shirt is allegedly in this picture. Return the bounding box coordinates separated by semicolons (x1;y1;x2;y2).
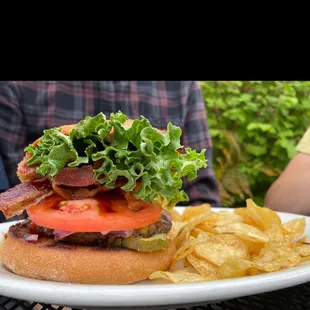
0;81;220;207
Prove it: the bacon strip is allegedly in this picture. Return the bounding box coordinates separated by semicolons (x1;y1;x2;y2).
51;183;100;200
51;177;129;200
0;178;53;219
53;166;96;187
17;153;38;182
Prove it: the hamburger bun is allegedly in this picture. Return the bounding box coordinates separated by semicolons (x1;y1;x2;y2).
0;222;176;284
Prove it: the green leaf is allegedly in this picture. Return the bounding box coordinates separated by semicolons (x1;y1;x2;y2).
301;99;310;109
247;123;276;134
239;93;253;102
247;144;268;156
254;136;267;145
223;109;246;123
277;138;297;159
278;130;294;138
25;128;80;177
210;129;221;137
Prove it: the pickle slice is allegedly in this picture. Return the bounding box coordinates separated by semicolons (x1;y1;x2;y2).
116;234;170;252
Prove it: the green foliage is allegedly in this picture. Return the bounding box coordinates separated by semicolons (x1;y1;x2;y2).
201;81;310;208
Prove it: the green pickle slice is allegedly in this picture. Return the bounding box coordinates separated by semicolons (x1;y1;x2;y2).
113;234;170;252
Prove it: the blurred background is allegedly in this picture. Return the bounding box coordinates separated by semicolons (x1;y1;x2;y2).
201;81;310;208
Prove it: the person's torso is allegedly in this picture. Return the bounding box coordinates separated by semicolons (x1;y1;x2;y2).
16;81;191;145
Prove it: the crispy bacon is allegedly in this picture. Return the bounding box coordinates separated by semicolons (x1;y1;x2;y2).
0;176;137;219
53;166;96;187
17;153;38;182
51;183;100;200
51;177;129;200
0;178;53;219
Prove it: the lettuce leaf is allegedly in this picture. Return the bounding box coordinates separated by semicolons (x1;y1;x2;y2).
24;111;207;208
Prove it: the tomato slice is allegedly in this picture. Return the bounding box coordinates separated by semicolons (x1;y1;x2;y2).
26;193;162;232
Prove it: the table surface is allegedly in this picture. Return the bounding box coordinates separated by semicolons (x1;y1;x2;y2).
0;281;309;310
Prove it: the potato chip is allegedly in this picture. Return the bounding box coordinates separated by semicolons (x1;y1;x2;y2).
170;237;198;268
189;228;200;239
186;253;217;278
183;257;192;267
299;256;310;264
214;222;269;243
241;239;265;257
213;211;243;226
196;222;216;233
252;242;300;272
149;269;212;283
265;225;285;242
208;233;249;248
282;218;306;240
234;207;257;226
247;267;262;276
175;213;215;248
293;243;310;257
194;234;249;266
246;199;282;231
191;229;212;242
169;209;182;222
299;236;309;243
181;204;211;222
169;221;187;240
217;258;255;279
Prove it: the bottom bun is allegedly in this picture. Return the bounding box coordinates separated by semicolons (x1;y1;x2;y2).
0;223;176;284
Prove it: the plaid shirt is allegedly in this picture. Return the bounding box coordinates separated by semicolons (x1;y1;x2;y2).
0;81;221;207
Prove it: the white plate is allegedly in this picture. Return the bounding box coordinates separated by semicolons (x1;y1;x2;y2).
0;207;310;309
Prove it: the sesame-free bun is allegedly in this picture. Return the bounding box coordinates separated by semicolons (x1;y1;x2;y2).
0;222;176;284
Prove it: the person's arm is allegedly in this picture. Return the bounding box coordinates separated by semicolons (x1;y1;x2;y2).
180;81;221;208
0;82;26;187
264;127;310;215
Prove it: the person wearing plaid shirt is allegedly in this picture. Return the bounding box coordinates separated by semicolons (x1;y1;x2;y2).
0;81;221;222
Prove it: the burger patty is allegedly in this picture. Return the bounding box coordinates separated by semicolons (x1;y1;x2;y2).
19;212;172;247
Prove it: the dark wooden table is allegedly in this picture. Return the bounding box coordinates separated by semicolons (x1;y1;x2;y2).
1;282;309;310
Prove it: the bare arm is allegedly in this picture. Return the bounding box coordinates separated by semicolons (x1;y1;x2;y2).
264;152;310;215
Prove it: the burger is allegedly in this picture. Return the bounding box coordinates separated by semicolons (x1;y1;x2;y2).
0;111;207;284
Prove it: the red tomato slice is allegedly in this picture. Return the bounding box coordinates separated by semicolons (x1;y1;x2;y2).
26;193;162;232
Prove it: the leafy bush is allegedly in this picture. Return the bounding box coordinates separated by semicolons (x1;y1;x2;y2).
201;81;310;207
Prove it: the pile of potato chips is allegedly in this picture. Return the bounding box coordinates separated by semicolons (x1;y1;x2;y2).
148;199;310;283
